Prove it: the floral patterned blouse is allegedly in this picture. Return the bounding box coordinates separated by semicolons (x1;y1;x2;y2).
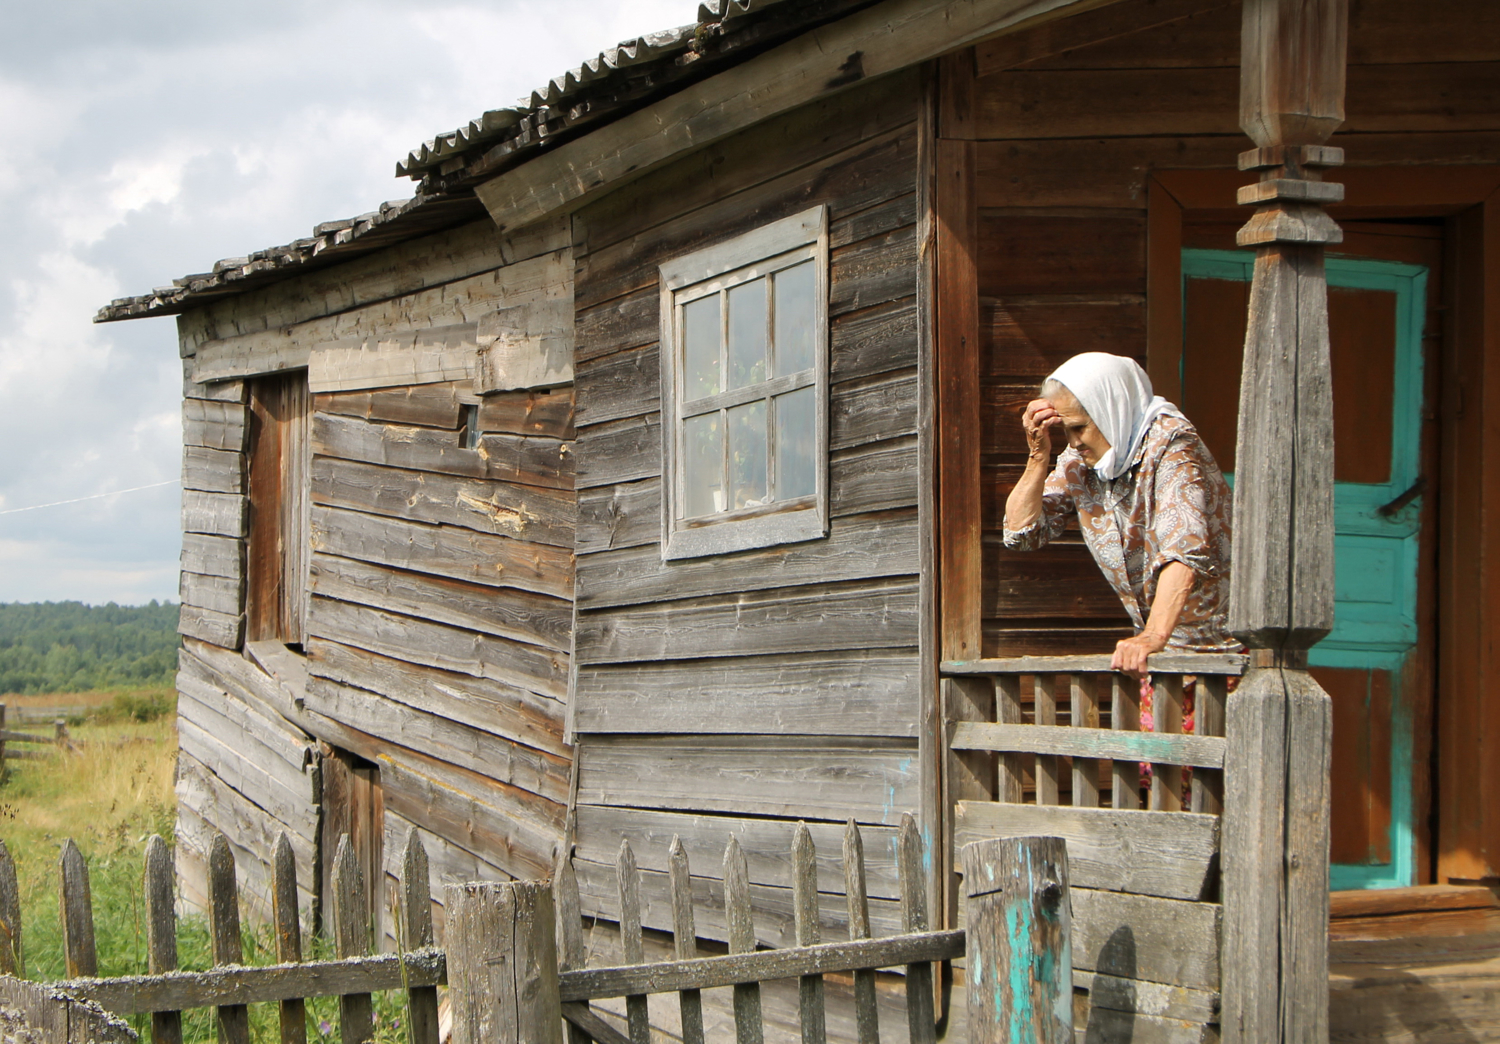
1002;406;1237;653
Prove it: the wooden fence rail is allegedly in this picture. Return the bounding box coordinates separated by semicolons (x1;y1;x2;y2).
0;828;444;1044
0;704;68;766
0;820;1073;1043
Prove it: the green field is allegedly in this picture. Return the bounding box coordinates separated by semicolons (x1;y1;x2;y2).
2;694;412;1043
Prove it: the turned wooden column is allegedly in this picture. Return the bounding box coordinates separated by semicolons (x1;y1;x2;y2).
1221;1;1347;1042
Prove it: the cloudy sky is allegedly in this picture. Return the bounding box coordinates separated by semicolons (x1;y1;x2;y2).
0;0;693;606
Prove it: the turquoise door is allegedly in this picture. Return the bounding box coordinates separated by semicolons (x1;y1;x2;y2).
1182;249;1428;889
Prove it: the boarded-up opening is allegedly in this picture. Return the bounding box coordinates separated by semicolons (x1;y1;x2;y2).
320;744;384;948
247;371;311;645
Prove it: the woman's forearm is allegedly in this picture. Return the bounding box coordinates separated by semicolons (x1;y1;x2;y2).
1004;457;1051;531
1142;561;1195;641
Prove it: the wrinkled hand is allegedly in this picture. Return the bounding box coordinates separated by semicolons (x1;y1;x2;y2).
1022;398;1061;461
1112;631;1169;679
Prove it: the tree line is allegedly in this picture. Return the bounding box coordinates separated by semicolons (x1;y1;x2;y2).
0;601;179;695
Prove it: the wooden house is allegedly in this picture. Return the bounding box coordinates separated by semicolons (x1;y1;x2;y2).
98;0;1500;1038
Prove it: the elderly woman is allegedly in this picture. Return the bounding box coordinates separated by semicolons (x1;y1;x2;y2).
1003;352;1236;676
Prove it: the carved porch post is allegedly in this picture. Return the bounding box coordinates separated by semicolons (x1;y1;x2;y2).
1221;1;1347;1041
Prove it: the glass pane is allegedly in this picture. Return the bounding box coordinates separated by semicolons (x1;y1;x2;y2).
775;386;816;500
727;279;768;389
683;412;724;517
773;261;816;376
683;295;721;401
728;401;769;510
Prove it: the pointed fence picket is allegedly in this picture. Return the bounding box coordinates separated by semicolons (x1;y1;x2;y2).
0;817;1073;1043
0;829;444;1044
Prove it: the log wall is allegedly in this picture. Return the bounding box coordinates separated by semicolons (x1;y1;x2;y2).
173;212;576;936
568;70;926;950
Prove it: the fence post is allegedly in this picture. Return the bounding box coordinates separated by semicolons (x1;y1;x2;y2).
615;840;649;1044
331;834;373;1044
445;880;561;1044
960;835;1072;1044
209;833;250;1044
400;830;441;1044
272;833;307;1044
1;703;8;780
59;839;97;978
842;821;878;1044
144;834;183;1044
0;839;20;977
898;813;936;1044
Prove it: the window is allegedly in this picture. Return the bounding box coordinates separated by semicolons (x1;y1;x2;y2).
658;206;829;559
246;370;310;646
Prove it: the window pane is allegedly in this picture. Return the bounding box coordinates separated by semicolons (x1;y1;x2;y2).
774;261;816;376
727;279;768;390
683;412;724;517
775;386;816;500
728;401;768;510
683;295;721;401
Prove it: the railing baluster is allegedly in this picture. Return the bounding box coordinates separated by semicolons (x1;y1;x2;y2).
331;835;373;1044
208;833;249;1044
724;836;763;1044
272;833;307;1044
400;831;441;1044
555;846;595;1044
1151;674;1186;811
615;839;650;1044
898;813;936;1044
0;838;21;977
1033;675;1059;805
60;838;98;979
1071;673;1101;807
996;675;1025;802
791;825;826;1044
144;834;183;1044
1193;675;1229;815
668;837;704;1044
841;821;879;1044
1110;674;1142;810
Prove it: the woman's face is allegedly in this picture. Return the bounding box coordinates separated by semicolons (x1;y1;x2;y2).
1050;391;1111;467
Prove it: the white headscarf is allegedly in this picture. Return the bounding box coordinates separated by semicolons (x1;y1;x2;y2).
1047;353;1170;481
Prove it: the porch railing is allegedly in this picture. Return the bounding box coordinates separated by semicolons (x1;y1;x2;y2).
940;652;1247;1040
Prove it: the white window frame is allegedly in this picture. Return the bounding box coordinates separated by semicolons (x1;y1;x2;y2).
658;205;830;561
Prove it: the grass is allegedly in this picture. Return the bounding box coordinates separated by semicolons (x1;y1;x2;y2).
1;691;415;1044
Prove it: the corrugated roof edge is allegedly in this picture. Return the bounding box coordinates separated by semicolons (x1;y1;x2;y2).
96;0;852;324
94;192;486;323
394;0;802;181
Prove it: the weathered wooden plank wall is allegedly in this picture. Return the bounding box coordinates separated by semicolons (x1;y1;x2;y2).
568;70;925;957
173;211;577;936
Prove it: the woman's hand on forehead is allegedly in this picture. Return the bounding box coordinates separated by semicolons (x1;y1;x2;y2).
1024;398;1061;429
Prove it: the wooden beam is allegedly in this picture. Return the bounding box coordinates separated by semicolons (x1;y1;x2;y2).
1221;2;1346;1041
472;0;1109;232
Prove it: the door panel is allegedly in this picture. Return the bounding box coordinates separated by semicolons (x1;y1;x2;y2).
1182;248;1427;888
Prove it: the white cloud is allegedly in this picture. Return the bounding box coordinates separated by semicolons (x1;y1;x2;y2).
0;0;699;604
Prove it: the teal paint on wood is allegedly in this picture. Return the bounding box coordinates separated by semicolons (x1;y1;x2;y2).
961;836;1072;1044
1182;248;1426;889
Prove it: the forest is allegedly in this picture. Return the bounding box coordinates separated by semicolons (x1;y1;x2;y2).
0;600;179;695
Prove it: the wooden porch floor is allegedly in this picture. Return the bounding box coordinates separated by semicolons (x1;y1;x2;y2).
1330;887;1500;1043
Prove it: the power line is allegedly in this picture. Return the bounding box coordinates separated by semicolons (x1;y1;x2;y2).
0;479;179;516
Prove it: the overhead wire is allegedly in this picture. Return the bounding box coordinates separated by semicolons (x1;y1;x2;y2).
0;479;179;516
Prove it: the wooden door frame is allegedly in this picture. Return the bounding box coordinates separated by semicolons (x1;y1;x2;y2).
1149;164;1500;884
